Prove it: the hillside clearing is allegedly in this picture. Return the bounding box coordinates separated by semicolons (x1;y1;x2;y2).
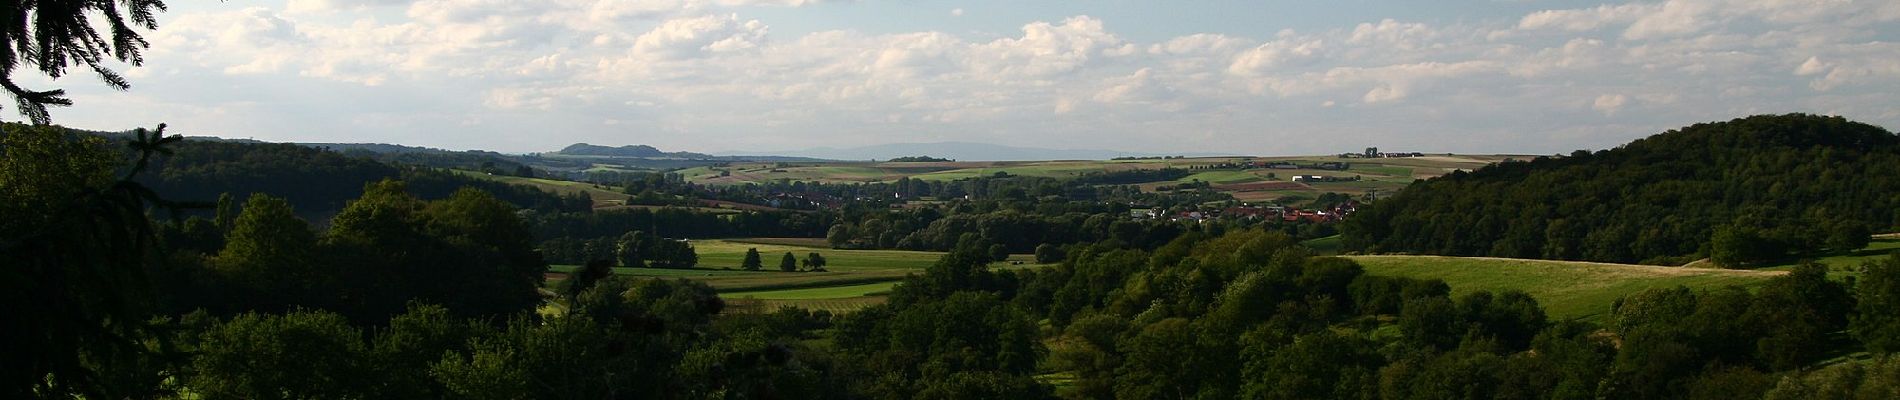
1345;255;1785;321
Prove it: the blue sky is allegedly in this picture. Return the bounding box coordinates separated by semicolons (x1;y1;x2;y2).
18;0;1900;155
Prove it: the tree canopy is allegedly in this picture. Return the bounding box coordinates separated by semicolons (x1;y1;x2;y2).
1344;114;1900;265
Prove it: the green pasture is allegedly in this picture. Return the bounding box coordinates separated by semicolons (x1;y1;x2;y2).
1761;238;1900;278
1301;235;1344;255
1345;255;1785;321
450;169;631;204
549;239;1053;313
722;281;898;300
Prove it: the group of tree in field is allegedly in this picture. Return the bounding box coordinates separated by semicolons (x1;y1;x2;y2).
739;248;829;272
1344;114;1899;267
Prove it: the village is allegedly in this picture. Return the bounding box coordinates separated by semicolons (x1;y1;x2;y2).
1127;199;1362;224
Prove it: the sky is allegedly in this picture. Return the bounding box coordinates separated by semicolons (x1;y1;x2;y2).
18;0;1900;155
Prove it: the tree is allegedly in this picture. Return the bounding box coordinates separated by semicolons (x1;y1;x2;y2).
1034;243;1065;264
1711;225;1774;268
779;252;799;272
2;124;193;399
562;260;615;300
803;252;828;272
2;0;167;124
1826;221;1872;253
988;243;1010;262
1856;254;1900;353
827;224;851;248
216;194;320;307
616;231;649;267
214;192;238;231
741;248;763;271
189;310;370;400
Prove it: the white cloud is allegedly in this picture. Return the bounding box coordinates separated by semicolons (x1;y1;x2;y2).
47;0;1900;155
950;8;963;17
1593;94;1629;115
1517;3;1657;32
1225;37;1324;76
631;14;769;58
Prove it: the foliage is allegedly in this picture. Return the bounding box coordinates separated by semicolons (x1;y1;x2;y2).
1;0;166;123
742;247;764;271
779;252;800;272
804;252;829;272
1034;243;1065;264
188;310;369;400
1856;254;1900;353
1344;114;1900;264
1;124;194;398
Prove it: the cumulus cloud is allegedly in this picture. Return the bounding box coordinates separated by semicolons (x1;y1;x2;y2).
52;0;1900;155
1517;3;1657;31
631;14;769;58
1593;94;1629;115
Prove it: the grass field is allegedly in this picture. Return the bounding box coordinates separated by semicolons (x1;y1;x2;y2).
550;239;1052;314
722;281;898;300
1760;238;1900;277
1302;235;1344;255
450;169;631;207
1345;255;1785;321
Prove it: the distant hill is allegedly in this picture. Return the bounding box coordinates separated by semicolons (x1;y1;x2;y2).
303;142;458;155
720;141;1228;161
1342;113;1900;266
557;143;713;159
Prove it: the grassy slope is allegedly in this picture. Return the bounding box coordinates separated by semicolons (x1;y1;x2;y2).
1760;238;1900;278
1346;255;1785;321
449;169;631;206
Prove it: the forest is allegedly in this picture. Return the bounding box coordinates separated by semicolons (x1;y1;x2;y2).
1342;114;1900;267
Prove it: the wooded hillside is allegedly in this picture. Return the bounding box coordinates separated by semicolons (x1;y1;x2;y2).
1343;114;1900;266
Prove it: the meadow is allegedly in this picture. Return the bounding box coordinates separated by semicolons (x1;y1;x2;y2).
549;238;1052;313
665;155;1525;205
1760;238;1900;278
1346;255;1785;321
450;169;631;207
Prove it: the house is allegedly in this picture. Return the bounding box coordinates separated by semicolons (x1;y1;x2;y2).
1129;209;1157;219
1292;175;1326;182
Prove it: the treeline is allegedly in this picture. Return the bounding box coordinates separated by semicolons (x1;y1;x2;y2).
825;209;1191;253
1343;114;1900;266
538;230;700;267
527;206;836;240
152;180;547;324
1071;167;1192;185
133;138;590;219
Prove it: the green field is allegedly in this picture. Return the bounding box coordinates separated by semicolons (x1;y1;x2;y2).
723;281;898;300
1302;235;1344;255
1346;255;1785;321
1761;238;1900;277
550;239;1051;313
450;169;631;206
